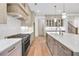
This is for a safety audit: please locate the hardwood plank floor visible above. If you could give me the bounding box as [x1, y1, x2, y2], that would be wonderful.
[27, 36, 51, 56]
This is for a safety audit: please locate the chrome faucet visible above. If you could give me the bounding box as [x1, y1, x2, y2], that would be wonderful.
[59, 27, 63, 35]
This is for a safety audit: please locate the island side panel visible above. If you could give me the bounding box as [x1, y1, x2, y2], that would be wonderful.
[46, 33, 73, 56]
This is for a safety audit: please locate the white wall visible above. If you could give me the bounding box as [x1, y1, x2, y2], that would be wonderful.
[0, 15, 21, 38]
[35, 16, 38, 37]
[73, 17, 79, 34]
[68, 16, 79, 27]
[74, 17, 79, 27]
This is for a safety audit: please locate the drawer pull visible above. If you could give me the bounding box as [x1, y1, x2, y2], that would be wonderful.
[8, 47, 15, 53]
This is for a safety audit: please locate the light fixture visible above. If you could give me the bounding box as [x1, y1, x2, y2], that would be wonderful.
[54, 5, 57, 23]
[62, 3, 67, 19]
[62, 12, 67, 19]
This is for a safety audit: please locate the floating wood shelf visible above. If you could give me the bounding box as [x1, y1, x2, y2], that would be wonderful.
[7, 3, 28, 20]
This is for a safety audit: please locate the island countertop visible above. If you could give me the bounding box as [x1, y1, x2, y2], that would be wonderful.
[47, 32, 79, 53]
[0, 38, 22, 54]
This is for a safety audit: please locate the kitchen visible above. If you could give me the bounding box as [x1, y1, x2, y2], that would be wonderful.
[0, 3, 34, 56]
[0, 3, 79, 56]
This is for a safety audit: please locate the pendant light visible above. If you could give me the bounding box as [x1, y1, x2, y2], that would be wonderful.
[62, 3, 67, 19]
[54, 5, 57, 23]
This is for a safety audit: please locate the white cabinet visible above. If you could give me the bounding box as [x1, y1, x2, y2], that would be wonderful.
[0, 3, 7, 24]
[0, 41, 22, 56]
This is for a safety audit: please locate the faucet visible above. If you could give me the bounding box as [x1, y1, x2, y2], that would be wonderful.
[59, 27, 61, 35]
[59, 27, 63, 35]
[55, 26, 63, 35]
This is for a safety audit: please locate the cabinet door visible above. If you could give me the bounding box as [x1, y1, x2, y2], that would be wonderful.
[0, 3, 7, 24]
[46, 34, 54, 55]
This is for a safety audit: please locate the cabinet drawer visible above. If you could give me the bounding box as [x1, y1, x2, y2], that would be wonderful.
[0, 41, 22, 56]
[7, 47, 16, 56]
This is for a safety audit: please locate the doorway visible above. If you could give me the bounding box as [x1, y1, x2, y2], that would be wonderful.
[38, 17, 45, 36]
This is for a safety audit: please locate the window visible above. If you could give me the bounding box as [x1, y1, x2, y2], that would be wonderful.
[46, 17, 63, 27]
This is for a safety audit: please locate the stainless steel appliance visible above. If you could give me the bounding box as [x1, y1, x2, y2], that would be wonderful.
[6, 34, 30, 56]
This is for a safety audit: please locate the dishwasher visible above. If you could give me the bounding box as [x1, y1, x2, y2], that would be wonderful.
[6, 34, 30, 56]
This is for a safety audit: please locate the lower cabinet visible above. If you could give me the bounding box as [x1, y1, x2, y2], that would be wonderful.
[46, 34, 73, 56]
[46, 34, 55, 55]
[55, 40, 72, 56]
[0, 41, 22, 56]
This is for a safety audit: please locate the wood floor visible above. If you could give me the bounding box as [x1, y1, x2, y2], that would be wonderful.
[27, 36, 51, 56]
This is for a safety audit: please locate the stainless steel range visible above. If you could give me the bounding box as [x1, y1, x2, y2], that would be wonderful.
[6, 34, 30, 56]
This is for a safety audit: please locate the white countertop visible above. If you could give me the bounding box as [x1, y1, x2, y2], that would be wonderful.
[47, 32, 79, 53]
[0, 38, 22, 53]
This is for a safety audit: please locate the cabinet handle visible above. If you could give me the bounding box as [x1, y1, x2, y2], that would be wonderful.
[8, 47, 15, 53]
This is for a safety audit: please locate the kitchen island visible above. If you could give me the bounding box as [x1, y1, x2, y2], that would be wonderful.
[0, 38, 22, 56]
[46, 32, 79, 56]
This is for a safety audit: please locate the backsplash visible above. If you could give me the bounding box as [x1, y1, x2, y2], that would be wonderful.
[0, 15, 21, 38]
[20, 26, 33, 33]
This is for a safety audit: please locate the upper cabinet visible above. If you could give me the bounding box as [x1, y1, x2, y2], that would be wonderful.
[0, 3, 7, 24]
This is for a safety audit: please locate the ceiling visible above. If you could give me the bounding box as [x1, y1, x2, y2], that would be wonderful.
[28, 3, 79, 15]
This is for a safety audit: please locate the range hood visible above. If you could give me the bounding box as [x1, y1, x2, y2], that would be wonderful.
[8, 12, 25, 20]
[8, 12, 22, 17]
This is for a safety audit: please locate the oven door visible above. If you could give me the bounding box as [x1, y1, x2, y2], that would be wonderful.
[22, 36, 30, 56]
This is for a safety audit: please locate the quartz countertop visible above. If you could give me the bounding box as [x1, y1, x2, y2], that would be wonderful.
[47, 32, 79, 53]
[0, 38, 22, 53]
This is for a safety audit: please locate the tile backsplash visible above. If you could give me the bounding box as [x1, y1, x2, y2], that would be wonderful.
[0, 15, 21, 38]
